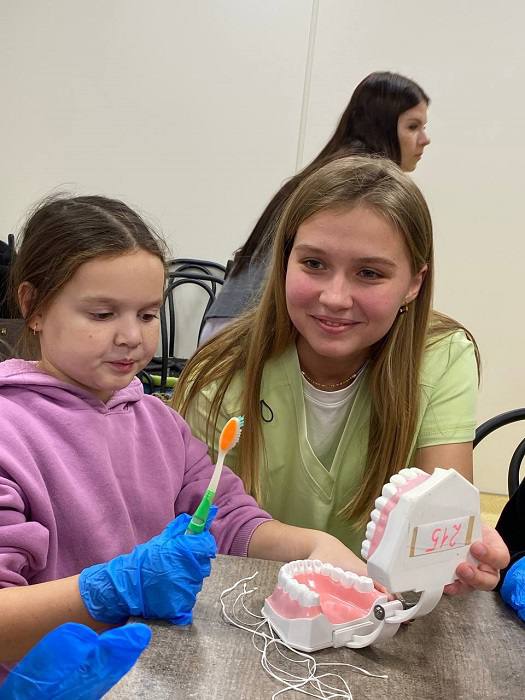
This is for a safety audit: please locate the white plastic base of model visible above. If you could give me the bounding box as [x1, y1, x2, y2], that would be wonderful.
[364, 467, 481, 595]
[263, 597, 404, 651]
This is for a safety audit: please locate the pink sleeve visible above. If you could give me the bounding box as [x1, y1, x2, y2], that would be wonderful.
[172, 413, 272, 556]
[0, 475, 49, 587]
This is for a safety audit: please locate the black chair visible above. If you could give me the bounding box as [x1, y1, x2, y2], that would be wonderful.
[168, 258, 227, 281]
[144, 258, 226, 392]
[0, 235, 28, 361]
[0, 319, 25, 360]
[474, 408, 525, 497]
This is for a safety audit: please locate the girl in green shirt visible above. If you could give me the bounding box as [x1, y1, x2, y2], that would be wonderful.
[175, 155, 508, 594]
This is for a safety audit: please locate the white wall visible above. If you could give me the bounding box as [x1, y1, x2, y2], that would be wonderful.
[0, 0, 311, 259]
[1, 1, 524, 493]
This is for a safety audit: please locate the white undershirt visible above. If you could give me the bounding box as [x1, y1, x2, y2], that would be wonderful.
[302, 367, 366, 471]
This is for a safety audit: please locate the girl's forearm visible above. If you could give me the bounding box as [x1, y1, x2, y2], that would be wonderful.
[248, 520, 316, 561]
[0, 576, 112, 663]
[248, 520, 367, 576]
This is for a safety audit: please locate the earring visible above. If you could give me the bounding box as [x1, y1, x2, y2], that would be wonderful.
[398, 304, 408, 315]
[32, 324, 38, 335]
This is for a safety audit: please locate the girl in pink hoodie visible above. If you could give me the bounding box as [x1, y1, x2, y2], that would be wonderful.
[0, 194, 398, 670]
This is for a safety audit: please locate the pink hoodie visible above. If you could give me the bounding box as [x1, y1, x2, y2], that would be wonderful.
[0, 359, 271, 589]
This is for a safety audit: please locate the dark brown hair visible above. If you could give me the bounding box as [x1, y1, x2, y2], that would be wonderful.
[10, 194, 167, 356]
[230, 71, 429, 277]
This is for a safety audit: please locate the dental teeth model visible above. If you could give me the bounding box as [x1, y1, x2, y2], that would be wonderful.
[263, 559, 394, 651]
[263, 467, 480, 651]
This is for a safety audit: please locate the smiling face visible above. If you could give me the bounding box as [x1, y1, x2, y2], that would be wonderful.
[26, 249, 165, 402]
[285, 206, 426, 384]
[397, 101, 430, 171]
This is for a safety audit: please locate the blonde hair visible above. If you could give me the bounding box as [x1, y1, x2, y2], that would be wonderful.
[175, 156, 478, 527]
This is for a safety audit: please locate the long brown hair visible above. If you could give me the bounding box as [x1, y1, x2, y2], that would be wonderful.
[175, 156, 478, 526]
[10, 194, 167, 357]
[229, 71, 429, 277]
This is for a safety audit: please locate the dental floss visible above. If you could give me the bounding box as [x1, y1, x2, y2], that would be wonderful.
[220, 573, 387, 700]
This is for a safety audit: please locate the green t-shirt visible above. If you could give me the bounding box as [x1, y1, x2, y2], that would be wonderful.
[185, 331, 478, 555]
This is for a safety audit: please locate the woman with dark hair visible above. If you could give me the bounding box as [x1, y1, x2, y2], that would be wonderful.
[201, 71, 431, 342]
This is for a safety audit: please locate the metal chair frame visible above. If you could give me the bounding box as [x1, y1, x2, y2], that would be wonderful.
[168, 258, 226, 281]
[147, 259, 226, 392]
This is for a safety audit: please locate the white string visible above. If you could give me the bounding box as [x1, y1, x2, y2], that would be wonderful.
[220, 572, 387, 700]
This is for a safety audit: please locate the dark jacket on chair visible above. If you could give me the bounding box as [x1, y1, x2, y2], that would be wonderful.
[496, 479, 525, 588]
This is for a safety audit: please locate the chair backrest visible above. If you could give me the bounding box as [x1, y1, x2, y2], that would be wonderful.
[474, 408, 525, 497]
[168, 258, 227, 280]
[0, 235, 25, 360]
[0, 319, 26, 360]
[165, 258, 226, 349]
[145, 258, 226, 392]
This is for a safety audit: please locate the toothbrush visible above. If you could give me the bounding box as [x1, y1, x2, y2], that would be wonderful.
[186, 415, 244, 535]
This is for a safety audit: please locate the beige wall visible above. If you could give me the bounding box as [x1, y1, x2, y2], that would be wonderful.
[2, 1, 524, 493]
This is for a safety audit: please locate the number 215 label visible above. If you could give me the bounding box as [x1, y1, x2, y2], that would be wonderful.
[409, 515, 476, 557]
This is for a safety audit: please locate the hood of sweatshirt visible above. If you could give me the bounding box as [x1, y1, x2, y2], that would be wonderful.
[0, 358, 144, 413]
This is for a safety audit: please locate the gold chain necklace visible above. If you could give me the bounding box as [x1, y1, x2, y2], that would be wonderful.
[301, 367, 362, 390]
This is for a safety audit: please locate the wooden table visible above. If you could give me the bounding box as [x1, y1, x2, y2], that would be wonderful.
[108, 554, 525, 699]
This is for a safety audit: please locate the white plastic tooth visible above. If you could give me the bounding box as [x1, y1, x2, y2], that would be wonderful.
[325, 563, 339, 581]
[282, 563, 293, 577]
[390, 474, 407, 486]
[411, 467, 426, 477]
[278, 567, 289, 588]
[375, 496, 388, 510]
[287, 579, 300, 600]
[370, 508, 381, 523]
[297, 583, 312, 606]
[342, 571, 358, 588]
[299, 588, 317, 607]
[331, 566, 345, 582]
[295, 560, 305, 574]
[399, 468, 416, 479]
[306, 590, 320, 606]
[382, 482, 397, 499]
[356, 576, 374, 593]
[328, 565, 339, 582]
[304, 560, 314, 573]
[312, 560, 323, 573]
[290, 560, 300, 575]
[321, 563, 332, 577]
[361, 540, 370, 560]
[366, 521, 376, 540]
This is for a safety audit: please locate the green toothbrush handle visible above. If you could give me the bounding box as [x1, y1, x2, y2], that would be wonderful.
[186, 489, 215, 535]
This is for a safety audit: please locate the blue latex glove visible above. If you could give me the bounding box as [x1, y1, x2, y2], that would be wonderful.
[500, 557, 525, 622]
[0, 621, 151, 699]
[79, 508, 217, 625]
